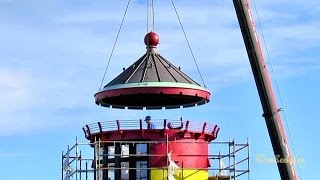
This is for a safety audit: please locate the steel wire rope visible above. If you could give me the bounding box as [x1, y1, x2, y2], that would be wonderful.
[170, 0, 207, 88]
[147, 0, 149, 32]
[151, 0, 155, 31]
[252, 0, 302, 178]
[99, 0, 131, 90]
[147, 0, 155, 32]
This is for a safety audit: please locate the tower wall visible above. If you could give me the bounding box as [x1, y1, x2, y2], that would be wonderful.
[150, 135, 209, 180]
[83, 120, 219, 180]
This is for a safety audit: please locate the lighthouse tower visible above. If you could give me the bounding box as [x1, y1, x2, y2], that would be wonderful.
[61, 4, 250, 180]
[83, 32, 219, 180]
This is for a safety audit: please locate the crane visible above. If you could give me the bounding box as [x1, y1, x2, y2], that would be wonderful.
[233, 0, 297, 179]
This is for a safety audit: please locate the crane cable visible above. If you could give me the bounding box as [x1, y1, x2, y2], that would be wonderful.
[252, 0, 303, 179]
[99, 0, 131, 90]
[170, 0, 207, 88]
[146, 0, 149, 32]
[147, 0, 156, 33]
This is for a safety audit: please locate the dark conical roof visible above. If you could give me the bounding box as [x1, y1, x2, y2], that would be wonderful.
[95, 32, 210, 109]
[106, 51, 200, 87]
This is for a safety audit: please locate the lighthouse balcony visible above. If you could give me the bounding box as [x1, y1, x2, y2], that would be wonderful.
[82, 118, 220, 142]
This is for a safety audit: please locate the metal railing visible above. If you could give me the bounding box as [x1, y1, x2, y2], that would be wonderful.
[83, 118, 220, 138]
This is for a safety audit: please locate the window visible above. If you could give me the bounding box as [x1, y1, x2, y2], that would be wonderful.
[136, 161, 148, 180]
[102, 142, 149, 180]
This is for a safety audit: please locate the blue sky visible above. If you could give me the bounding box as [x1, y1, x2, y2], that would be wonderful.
[0, 0, 319, 179]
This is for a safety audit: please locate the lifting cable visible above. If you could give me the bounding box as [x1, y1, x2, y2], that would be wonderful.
[252, 0, 303, 179]
[147, 0, 156, 33]
[146, 0, 149, 33]
[100, 0, 207, 89]
[170, 0, 207, 88]
[152, 0, 155, 31]
[99, 0, 131, 90]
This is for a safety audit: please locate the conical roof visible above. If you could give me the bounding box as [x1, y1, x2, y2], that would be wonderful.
[106, 52, 200, 87]
[95, 32, 210, 109]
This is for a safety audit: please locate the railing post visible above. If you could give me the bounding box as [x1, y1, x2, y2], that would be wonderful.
[212, 125, 220, 139]
[185, 121, 189, 132]
[82, 127, 87, 137]
[212, 125, 217, 134]
[202, 122, 207, 134]
[139, 119, 144, 137]
[85, 125, 91, 137]
[98, 122, 103, 134]
[161, 119, 168, 137]
[116, 120, 121, 132]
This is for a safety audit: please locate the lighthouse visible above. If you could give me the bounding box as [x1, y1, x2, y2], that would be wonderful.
[61, 2, 250, 180]
[83, 32, 219, 179]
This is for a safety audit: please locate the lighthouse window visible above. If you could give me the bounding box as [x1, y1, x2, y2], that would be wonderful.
[136, 161, 148, 180]
[104, 142, 149, 180]
[121, 161, 129, 180]
[108, 146, 115, 159]
[121, 145, 129, 158]
[136, 144, 148, 155]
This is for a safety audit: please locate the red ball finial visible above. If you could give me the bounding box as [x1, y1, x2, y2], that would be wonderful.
[144, 32, 159, 46]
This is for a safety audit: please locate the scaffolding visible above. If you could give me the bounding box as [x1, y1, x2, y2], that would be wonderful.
[61, 137, 249, 180]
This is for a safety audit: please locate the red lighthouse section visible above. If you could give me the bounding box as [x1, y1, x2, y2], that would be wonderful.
[150, 136, 210, 179]
[151, 137, 209, 168]
[83, 118, 220, 180]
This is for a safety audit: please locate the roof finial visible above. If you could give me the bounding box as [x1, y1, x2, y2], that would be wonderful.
[144, 31, 159, 47]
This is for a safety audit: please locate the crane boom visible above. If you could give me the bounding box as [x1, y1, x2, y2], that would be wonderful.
[233, 0, 297, 179]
